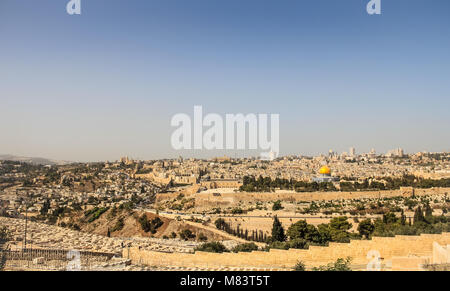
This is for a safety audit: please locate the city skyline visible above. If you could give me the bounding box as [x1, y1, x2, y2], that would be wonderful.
[1, 146, 447, 164]
[1, 0, 450, 161]
[3, 0, 450, 275]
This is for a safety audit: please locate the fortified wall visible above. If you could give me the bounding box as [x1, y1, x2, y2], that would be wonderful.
[156, 187, 450, 205]
[124, 232, 450, 271]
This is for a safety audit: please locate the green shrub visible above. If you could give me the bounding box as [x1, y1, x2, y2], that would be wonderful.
[272, 200, 283, 211]
[267, 241, 289, 250]
[198, 233, 208, 241]
[195, 242, 228, 253]
[138, 214, 163, 233]
[179, 229, 196, 240]
[112, 218, 124, 232]
[231, 208, 244, 214]
[214, 218, 226, 230]
[87, 207, 109, 223]
[312, 257, 352, 271]
[0, 226, 9, 243]
[293, 261, 306, 271]
[231, 243, 258, 253]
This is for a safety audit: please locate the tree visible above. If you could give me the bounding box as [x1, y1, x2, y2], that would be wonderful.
[357, 219, 375, 239]
[195, 242, 228, 253]
[0, 226, 9, 244]
[138, 214, 163, 234]
[414, 206, 425, 224]
[382, 213, 398, 224]
[112, 218, 124, 232]
[287, 220, 321, 244]
[425, 204, 433, 217]
[317, 224, 332, 244]
[231, 243, 258, 253]
[179, 229, 196, 240]
[329, 217, 352, 231]
[198, 233, 208, 241]
[400, 210, 407, 225]
[293, 261, 306, 271]
[312, 257, 352, 271]
[271, 215, 286, 242]
[329, 217, 352, 243]
[286, 220, 309, 240]
[214, 218, 226, 230]
[272, 200, 283, 211]
[287, 238, 309, 249]
[40, 199, 50, 215]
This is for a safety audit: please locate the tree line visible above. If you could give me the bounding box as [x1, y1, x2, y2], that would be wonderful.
[214, 218, 268, 243]
[214, 205, 450, 251]
[240, 175, 450, 193]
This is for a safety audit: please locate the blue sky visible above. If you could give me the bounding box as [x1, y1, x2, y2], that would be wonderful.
[1, 0, 450, 161]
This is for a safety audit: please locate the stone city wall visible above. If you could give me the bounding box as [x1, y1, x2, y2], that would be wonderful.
[124, 232, 450, 270]
[156, 187, 450, 205]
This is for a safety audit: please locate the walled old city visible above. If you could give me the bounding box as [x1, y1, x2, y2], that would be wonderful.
[1, 150, 450, 271]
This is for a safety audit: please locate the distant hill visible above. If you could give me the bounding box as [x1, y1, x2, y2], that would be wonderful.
[0, 154, 72, 165]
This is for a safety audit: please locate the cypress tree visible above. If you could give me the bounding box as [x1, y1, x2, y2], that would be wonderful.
[413, 207, 420, 223]
[414, 206, 425, 224]
[401, 210, 406, 225]
[425, 204, 433, 217]
[271, 215, 286, 242]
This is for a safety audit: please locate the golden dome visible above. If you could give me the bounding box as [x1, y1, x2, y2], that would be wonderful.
[319, 166, 331, 175]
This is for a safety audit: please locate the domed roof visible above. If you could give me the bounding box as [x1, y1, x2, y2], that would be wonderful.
[319, 166, 331, 175]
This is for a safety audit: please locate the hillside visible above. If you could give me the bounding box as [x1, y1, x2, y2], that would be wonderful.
[0, 154, 72, 165]
[60, 207, 230, 242]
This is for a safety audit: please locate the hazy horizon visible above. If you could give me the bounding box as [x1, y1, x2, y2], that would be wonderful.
[1, 0, 450, 162]
[2, 146, 450, 164]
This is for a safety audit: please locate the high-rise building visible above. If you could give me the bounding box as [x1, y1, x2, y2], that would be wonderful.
[349, 147, 356, 157]
[386, 148, 405, 157]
